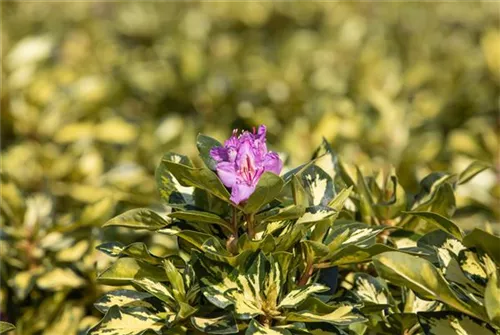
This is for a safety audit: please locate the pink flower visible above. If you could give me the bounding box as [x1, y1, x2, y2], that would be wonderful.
[210, 125, 282, 205]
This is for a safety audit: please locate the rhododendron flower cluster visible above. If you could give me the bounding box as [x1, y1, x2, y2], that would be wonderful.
[210, 125, 282, 204]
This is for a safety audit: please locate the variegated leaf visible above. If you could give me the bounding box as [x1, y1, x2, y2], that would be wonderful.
[350, 273, 390, 309]
[463, 229, 500, 264]
[37, 268, 85, 290]
[403, 289, 442, 313]
[404, 211, 463, 240]
[286, 305, 365, 325]
[168, 210, 232, 231]
[0, 322, 15, 334]
[457, 249, 488, 287]
[278, 284, 330, 309]
[328, 186, 352, 212]
[326, 243, 424, 266]
[163, 259, 186, 301]
[244, 172, 284, 214]
[172, 230, 215, 250]
[485, 271, 500, 326]
[162, 160, 232, 204]
[96, 241, 124, 257]
[245, 320, 291, 335]
[133, 278, 176, 309]
[88, 306, 164, 335]
[104, 208, 168, 231]
[417, 230, 466, 268]
[324, 221, 389, 251]
[190, 314, 238, 334]
[417, 311, 496, 335]
[121, 243, 169, 265]
[98, 258, 168, 285]
[94, 290, 165, 314]
[300, 165, 334, 207]
[256, 204, 305, 224]
[196, 134, 222, 171]
[444, 257, 484, 304]
[155, 152, 194, 206]
[373, 252, 488, 322]
[201, 238, 254, 267]
[296, 206, 337, 225]
[458, 160, 491, 185]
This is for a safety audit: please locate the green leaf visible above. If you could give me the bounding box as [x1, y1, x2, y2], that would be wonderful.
[169, 210, 231, 231]
[196, 134, 222, 170]
[324, 222, 389, 249]
[119, 242, 167, 265]
[302, 240, 329, 264]
[458, 161, 492, 185]
[457, 249, 488, 286]
[463, 229, 500, 264]
[104, 208, 168, 230]
[327, 243, 401, 266]
[245, 320, 291, 335]
[256, 205, 305, 223]
[300, 165, 334, 207]
[155, 152, 194, 206]
[0, 322, 15, 334]
[87, 305, 163, 335]
[163, 160, 231, 203]
[350, 273, 390, 311]
[417, 311, 496, 335]
[485, 271, 500, 326]
[202, 253, 268, 320]
[80, 196, 115, 226]
[244, 172, 284, 213]
[404, 211, 463, 240]
[328, 186, 352, 212]
[96, 242, 125, 257]
[373, 252, 488, 322]
[37, 268, 86, 290]
[133, 278, 175, 308]
[94, 290, 165, 314]
[174, 230, 215, 250]
[163, 260, 186, 300]
[286, 305, 365, 325]
[279, 284, 330, 309]
[97, 258, 168, 285]
[292, 175, 310, 209]
[372, 175, 407, 220]
[296, 206, 337, 225]
[191, 314, 238, 334]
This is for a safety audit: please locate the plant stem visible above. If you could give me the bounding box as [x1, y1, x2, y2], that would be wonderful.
[246, 213, 255, 239]
[259, 314, 271, 328]
[403, 323, 421, 335]
[298, 261, 313, 286]
[226, 206, 239, 254]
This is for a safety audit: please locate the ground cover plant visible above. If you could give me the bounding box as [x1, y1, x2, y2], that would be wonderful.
[86, 127, 499, 335]
[1, 2, 499, 334]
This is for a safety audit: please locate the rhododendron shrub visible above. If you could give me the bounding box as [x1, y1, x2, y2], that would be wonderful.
[88, 127, 499, 335]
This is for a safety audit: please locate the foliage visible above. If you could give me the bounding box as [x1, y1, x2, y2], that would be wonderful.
[89, 135, 499, 335]
[1, 2, 499, 334]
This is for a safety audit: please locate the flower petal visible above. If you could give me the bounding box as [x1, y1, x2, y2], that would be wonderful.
[263, 152, 282, 175]
[216, 162, 237, 188]
[230, 182, 256, 205]
[256, 125, 267, 139]
[236, 139, 256, 170]
[210, 147, 228, 162]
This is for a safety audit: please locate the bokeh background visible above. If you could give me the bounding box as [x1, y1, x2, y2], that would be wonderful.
[1, 2, 499, 334]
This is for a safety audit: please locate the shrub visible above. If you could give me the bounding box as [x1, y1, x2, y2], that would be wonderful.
[88, 127, 499, 335]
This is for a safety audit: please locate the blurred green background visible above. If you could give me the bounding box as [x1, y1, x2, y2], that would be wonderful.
[1, 2, 499, 334]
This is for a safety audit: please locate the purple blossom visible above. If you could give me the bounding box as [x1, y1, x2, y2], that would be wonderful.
[210, 125, 282, 205]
